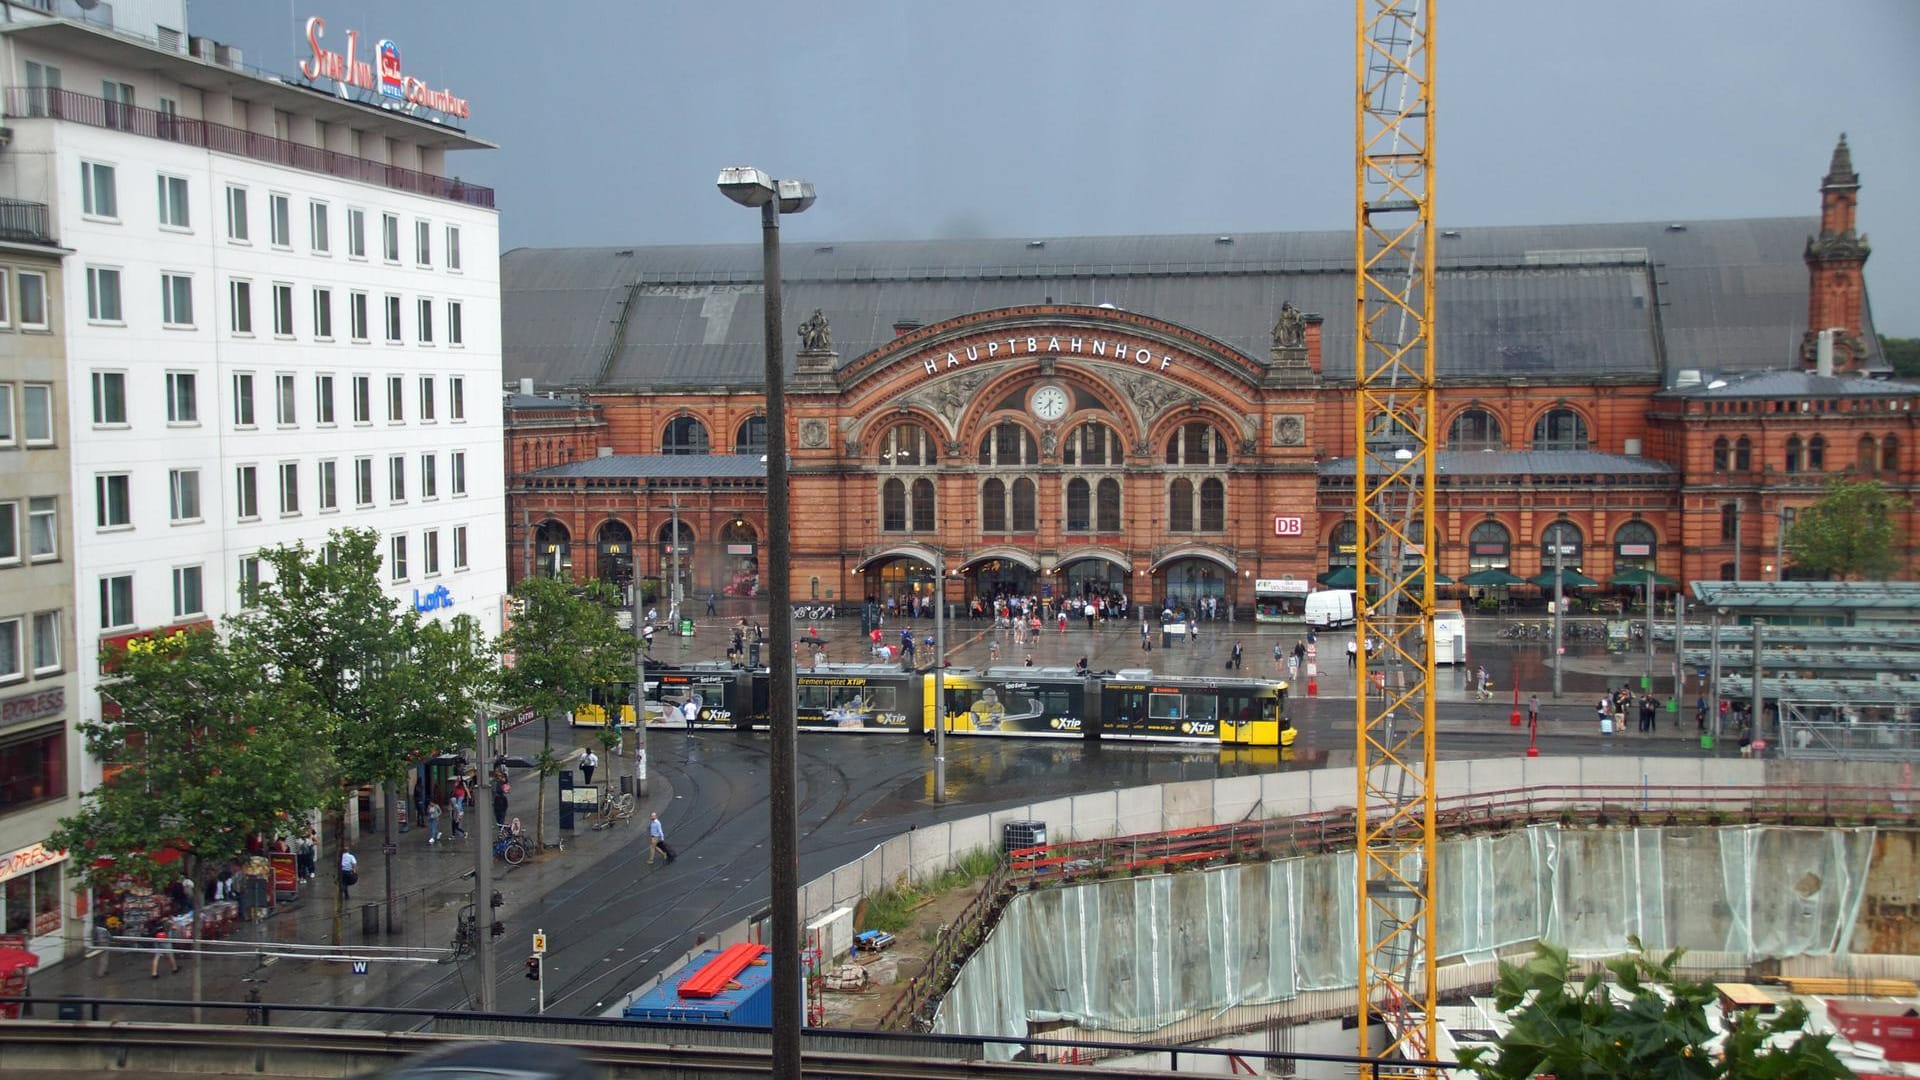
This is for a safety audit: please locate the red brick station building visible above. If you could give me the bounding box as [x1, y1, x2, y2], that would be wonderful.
[501, 140, 1916, 613]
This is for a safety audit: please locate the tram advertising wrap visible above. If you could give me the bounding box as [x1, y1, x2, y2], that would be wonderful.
[933, 673, 1088, 737]
[648, 666, 757, 730]
[1098, 679, 1290, 745]
[796, 668, 915, 732]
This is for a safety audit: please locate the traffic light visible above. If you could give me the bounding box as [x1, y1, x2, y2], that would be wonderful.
[525, 955, 541, 981]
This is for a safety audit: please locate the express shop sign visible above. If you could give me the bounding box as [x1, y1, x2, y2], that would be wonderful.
[299, 17, 472, 120]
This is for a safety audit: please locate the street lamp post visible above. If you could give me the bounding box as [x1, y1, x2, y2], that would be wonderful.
[718, 166, 814, 1080]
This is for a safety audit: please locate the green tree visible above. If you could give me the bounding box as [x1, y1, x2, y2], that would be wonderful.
[498, 575, 635, 850]
[228, 528, 497, 943]
[1882, 336, 1920, 379]
[1458, 941, 1854, 1079]
[1783, 476, 1910, 580]
[50, 628, 329, 1015]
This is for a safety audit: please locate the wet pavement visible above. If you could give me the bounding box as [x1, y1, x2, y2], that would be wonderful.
[23, 612, 1712, 1025]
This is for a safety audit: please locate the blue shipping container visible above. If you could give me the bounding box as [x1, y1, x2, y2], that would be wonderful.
[623, 947, 777, 1027]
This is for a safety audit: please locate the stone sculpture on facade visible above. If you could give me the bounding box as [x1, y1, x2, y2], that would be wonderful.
[1272, 301, 1306, 350]
[798, 309, 832, 352]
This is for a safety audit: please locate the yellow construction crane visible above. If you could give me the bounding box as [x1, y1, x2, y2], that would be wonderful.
[1353, 0, 1439, 1070]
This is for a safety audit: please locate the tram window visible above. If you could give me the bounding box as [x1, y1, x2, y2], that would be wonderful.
[1108, 690, 1146, 724]
[1186, 695, 1218, 724]
[1036, 690, 1074, 716]
[1149, 693, 1183, 720]
[1220, 691, 1257, 725]
[799, 684, 831, 710]
[869, 686, 896, 711]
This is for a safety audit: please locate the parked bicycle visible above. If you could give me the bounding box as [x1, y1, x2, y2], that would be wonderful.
[792, 603, 836, 620]
[493, 819, 528, 866]
[589, 792, 636, 831]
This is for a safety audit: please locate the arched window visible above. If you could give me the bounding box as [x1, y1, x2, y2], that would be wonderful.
[1327, 520, 1357, 568]
[1540, 521, 1582, 565]
[1448, 408, 1503, 451]
[1199, 478, 1226, 531]
[1063, 421, 1117, 466]
[1712, 437, 1730, 472]
[981, 478, 1007, 532]
[1011, 478, 1036, 532]
[1066, 478, 1091, 532]
[1808, 434, 1826, 470]
[734, 415, 768, 455]
[1858, 435, 1879, 472]
[596, 521, 633, 586]
[1614, 520, 1657, 570]
[661, 415, 709, 455]
[1883, 434, 1900, 473]
[877, 423, 933, 467]
[1531, 408, 1588, 451]
[1165, 422, 1228, 466]
[1096, 478, 1121, 532]
[1784, 435, 1803, 473]
[881, 478, 907, 532]
[1467, 520, 1511, 570]
[910, 478, 935, 532]
[978, 421, 1038, 466]
[1734, 436, 1752, 471]
[1168, 478, 1195, 532]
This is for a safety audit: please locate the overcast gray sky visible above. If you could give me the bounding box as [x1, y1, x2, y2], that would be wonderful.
[188, 0, 1919, 335]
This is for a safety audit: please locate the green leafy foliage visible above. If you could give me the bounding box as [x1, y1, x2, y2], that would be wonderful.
[1458, 941, 1856, 1079]
[1783, 476, 1910, 580]
[1883, 336, 1920, 378]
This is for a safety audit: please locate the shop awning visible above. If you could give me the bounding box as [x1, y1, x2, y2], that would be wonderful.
[1459, 568, 1527, 588]
[1609, 568, 1679, 589]
[1529, 569, 1600, 589]
[1320, 567, 1451, 590]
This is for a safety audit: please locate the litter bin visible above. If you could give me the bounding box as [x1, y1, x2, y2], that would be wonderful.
[360, 903, 380, 937]
[620, 774, 634, 797]
[57, 994, 85, 1021]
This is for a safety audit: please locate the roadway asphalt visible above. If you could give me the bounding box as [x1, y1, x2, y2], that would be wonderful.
[26, 613, 1712, 1027]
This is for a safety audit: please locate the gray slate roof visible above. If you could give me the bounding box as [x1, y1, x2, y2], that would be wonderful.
[1318, 450, 1676, 477]
[503, 216, 1873, 391]
[504, 392, 590, 410]
[524, 454, 767, 480]
[1661, 370, 1920, 399]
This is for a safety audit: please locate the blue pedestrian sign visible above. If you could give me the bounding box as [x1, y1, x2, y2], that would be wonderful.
[350, 960, 369, 975]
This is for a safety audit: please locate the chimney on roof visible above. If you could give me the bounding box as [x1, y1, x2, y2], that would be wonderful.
[1816, 328, 1836, 378]
[519, 378, 534, 396]
[1304, 314, 1325, 376]
[892, 318, 923, 338]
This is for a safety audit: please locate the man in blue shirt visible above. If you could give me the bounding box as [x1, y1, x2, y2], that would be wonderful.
[648, 812, 676, 865]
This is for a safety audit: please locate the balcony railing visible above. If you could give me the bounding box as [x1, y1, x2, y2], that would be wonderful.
[5, 87, 494, 209]
[0, 197, 54, 244]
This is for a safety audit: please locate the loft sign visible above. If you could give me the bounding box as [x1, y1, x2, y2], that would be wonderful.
[414, 585, 454, 613]
[299, 17, 472, 119]
[917, 335, 1175, 376]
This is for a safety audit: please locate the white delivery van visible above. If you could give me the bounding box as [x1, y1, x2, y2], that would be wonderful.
[1303, 588, 1356, 629]
[1430, 603, 1467, 665]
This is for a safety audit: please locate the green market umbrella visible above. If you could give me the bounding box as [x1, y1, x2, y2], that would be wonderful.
[1321, 566, 1359, 588]
[1609, 568, 1679, 589]
[1528, 568, 1600, 590]
[1459, 568, 1526, 588]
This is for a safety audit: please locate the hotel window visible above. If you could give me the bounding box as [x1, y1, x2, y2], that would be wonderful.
[28, 497, 56, 560]
[384, 294, 402, 343]
[423, 529, 441, 576]
[315, 374, 336, 425]
[81, 160, 117, 219]
[349, 291, 369, 341]
[168, 468, 201, 522]
[451, 451, 467, 496]
[31, 611, 60, 675]
[317, 459, 338, 511]
[86, 266, 122, 322]
[272, 283, 295, 336]
[388, 454, 406, 502]
[276, 374, 297, 426]
[0, 269, 8, 326]
[347, 207, 366, 257]
[389, 534, 409, 581]
[449, 376, 466, 420]
[446, 225, 462, 270]
[0, 617, 20, 683]
[22, 385, 51, 446]
[453, 525, 469, 570]
[416, 297, 434, 344]
[351, 376, 372, 424]
[95, 473, 131, 528]
[418, 377, 436, 421]
[382, 213, 400, 261]
[229, 279, 253, 335]
[312, 287, 333, 339]
[100, 574, 134, 630]
[172, 564, 205, 618]
[235, 465, 258, 520]
[238, 556, 262, 608]
[278, 462, 300, 515]
[157, 174, 189, 229]
[353, 457, 374, 507]
[448, 300, 464, 345]
[269, 193, 291, 247]
[233, 372, 255, 427]
[161, 272, 194, 327]
[17, 271, 47, 329]
[165, 370, 198, 423]
[226, 185, 249, 241]
[0, 502, 14, 564]
[415, 219, 431, 266]
[386, 375, 404, 422]
[421, 453, 438, 499]
[309, 200, 330, 253]
[0, 387, 9, 446]
[102, 80, 134, 127]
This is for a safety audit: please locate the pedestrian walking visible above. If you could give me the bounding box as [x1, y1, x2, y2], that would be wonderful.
[1140, 622, 1151, 651]
[1346, 639, 1358, 670]
[682, 697, 699, 732]
[150, 922, 180, 978]
[426, 800, 442, 845]
[339, 849, 359, 900]
[648, 812, 676, 864]
[1528, 694, 1540, 727]
[492, 786, 509, 827]
[1597, 695, 1612, 734]
[581, 749, 598, 786]
[450, 786, 466, 839]
[1229, 642, 1244, 670]
[296, 829, 317, 881]
[706, 593, 718, 616]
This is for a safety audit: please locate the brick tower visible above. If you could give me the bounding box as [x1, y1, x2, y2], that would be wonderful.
[1800, 134, 1872, 373]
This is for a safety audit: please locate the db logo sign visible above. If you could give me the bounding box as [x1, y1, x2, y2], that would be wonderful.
[1273, 516, 1303, 537]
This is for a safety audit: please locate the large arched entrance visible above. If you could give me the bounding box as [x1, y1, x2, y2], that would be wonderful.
[962, 552, 1038, 606]
[535, 520, 572, 579]
[718, 519, 759, 597]
[1059, 552, 1129, 604]
[596, 521, 633, 588]
[1153, 549, 1236, 612]
[863, 556, 937, 619]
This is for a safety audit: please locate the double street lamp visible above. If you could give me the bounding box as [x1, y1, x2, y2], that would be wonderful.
[717, 166, 813, 1080]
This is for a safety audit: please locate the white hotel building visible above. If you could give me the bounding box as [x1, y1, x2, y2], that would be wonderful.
[0, 0, 506, 948]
